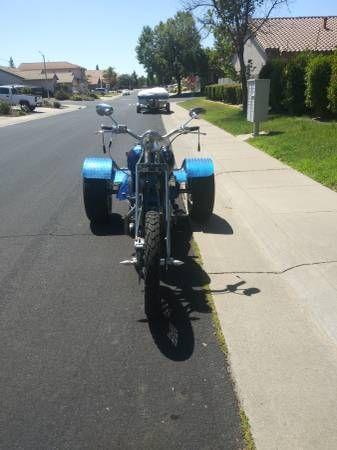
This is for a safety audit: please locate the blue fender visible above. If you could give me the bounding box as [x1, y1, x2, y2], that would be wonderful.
[173, 157, 214, 184]
[82, 157, 129, 200]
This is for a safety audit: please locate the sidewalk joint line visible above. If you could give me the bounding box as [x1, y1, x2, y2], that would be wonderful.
[215, 168, 289, 176]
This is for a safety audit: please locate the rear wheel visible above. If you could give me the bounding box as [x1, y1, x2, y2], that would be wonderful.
[188, 175, 215, 223]
[144, 210, 161, 319]
[136, 105, 141, 113]
[83, 179, 109, 223]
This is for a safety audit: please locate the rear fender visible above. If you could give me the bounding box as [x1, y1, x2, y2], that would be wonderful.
[82, 157, 129, 200]
[173, 157, 214, 186]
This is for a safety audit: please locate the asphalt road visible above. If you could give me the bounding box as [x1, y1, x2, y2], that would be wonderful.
[0, 93, 243, 449]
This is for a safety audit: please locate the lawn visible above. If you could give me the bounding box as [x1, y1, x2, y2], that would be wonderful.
[180, 98, 337, 191]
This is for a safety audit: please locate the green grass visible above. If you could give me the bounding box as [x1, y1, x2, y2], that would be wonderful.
[180, 98, 337, 190]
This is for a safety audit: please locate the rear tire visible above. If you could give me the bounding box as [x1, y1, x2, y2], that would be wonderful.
[136, 105, 141, 113]
[83, 179, 109, 223]
[144, 211, 161, 319]
[188, 175, 215, 223]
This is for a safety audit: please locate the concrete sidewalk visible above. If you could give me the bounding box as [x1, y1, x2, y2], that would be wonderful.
[0, 104, 84, 128]
[162, 103, 337, 450]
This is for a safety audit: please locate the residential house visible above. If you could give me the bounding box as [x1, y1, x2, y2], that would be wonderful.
[18, 61, 87, 92]
[0, 66, 58, 94]
[86, 70, 105, 90]
[233, 16, 337, 78]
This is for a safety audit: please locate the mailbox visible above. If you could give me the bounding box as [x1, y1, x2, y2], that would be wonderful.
[247, 79, 270, 135]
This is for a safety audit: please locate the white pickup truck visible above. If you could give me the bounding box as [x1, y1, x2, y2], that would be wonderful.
[0, 85, 42, 111]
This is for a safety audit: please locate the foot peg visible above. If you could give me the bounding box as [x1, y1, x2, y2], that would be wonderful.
[120, 257, 137, 265]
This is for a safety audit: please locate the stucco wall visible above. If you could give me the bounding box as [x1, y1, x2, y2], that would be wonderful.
[0, 70, 23, 86]
[233, 38, 267, 78]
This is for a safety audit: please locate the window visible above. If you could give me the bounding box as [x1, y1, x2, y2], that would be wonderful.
[0, 87, 9, 94]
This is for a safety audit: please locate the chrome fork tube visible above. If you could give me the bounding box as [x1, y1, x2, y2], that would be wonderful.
[165, 170, 171, 260]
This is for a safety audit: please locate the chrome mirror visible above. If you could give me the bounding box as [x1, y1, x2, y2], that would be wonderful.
[96, 103, 114, 116]
[189, 107, 206, 119]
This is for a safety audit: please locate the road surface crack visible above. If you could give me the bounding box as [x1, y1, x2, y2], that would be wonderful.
[208, 259, 337, 275]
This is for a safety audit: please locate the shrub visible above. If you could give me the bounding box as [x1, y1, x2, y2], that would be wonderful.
[70, 93, 83, 101]
[53, 101, 61, 109]
[282, 54, 312, 115]
[0, 100, 11, 115]
[42, 99, 52, 107]
[327, 53, 337, 116]
[54, 90, 70, 100]
[204, 83, 242, 104]
[305, 54, 332, 117]
[259, 59, 286, 112]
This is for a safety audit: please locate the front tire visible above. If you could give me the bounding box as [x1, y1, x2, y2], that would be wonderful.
[20, 101, 30, 112]
[188, 175, 215, 223]
[144, 210, 161, 318]
[83, 179, 109, 223]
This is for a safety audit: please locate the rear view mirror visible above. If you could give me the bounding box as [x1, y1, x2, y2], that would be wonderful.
[189, 107, 206, 118]
[96, 103, 114, 116]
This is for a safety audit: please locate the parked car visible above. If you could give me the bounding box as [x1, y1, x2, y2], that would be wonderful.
[94, 87, 107, 95]
[121, 89, 130, 96]
[137, 87, 170, 113]
[0, 85, 42, 111]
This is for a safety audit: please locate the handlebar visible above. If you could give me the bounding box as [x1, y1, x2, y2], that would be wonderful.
[99, 117, 205, 143]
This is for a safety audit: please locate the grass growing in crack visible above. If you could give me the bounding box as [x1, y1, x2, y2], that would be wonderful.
[191, 238, 256, 450]
[240, 410, 256, 450]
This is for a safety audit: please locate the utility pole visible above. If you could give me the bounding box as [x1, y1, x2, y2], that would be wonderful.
[39, 51, 49, 99]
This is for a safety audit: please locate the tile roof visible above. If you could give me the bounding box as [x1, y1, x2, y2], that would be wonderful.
[18, 61, 83, 71]
[56, 72, 75, 83]
[86, 70, 104, 85]
[0, 66, 24, 78]
[0, 66, 57, 81]
[20, 70, 58, 81]
[252, 16, 337, 53]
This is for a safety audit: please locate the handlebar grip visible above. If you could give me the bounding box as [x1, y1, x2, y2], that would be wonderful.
[185, 126, 200, 132]
[101, 125, 113, 131]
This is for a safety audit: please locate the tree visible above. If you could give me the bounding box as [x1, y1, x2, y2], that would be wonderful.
[130, 71, 138, 88]
[186, 0, 287, 111]
[117, 74, 132, 89]
[9, 56, 15, 68]
[136, 25, 162, 85]
[96, 64, 99, 70]
[136, 11, 204, 94]
[103, 66, 117, 88]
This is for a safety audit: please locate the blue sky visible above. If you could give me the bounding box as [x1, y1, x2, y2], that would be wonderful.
[1, 0, 336, 75]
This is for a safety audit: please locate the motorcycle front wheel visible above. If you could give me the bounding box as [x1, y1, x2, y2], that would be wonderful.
[144, 210, 161, 319]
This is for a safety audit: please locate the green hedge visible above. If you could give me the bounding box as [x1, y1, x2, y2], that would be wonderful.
[328, 54, 337, 115]
[259, 59, 286, 112]
[283, 54, 310, 115]
[204, 83, 242, 105]
[305, 55, 332, 117]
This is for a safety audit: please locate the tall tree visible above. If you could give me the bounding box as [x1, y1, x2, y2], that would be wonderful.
[186, 0, 287, 111]
[117, 74, 132, 89]
[136, 26, 160, 85]
[103, 66, 117, 88]
[9, 56, 15, 68]
[136, 11, 204, 94]
[130, 71, 138, 88]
